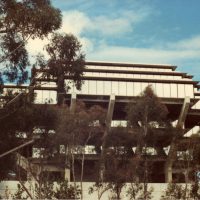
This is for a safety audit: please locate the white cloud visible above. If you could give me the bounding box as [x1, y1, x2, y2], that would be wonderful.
[91, 16, 132, 35]
[60, 8, 152, 36]
[61, 11, 90, 35]
[86, 41, 200, 80]
[25, 7, 200, 80]
[26, 37, 50, 64]
[167, 35, 200, 50]
[89, 46, 198, 63]
[26, 10, 92, 59]
[79, 37, 93, 52]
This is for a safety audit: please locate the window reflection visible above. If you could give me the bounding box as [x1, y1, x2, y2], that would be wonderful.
[97, 81, 104, 95]
[127, 82, 134, 96]
[178, 84, 185, 98]
[134, 82, 141, 96]
[141, 83, 148, 93]
[185, 84, 194, 98]
[156, 83, 163, 97]
[34, 90, 57, 104]
[163, 84, 170, 98]
[112, 81, 119, 95]
[89, 80, 97, 95]
[170, 84, 177, 98]
[81, 80, 89, 94]
[119, 82, 126, 96]
[104, 81, 112, 95]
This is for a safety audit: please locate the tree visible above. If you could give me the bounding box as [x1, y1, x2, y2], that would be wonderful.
[0, 98, 57, 179]
[11, 180, 81, 199]
[89, 87, 166, 199]
[54, 102, 106, 199]
[36, 33, 85, 105]
[0, 33, 85, 179]
[161, 134, 200, 200]
[126, 86, 172, 199]
[103, 126, 136, 199]
[0, 0, 62, 85]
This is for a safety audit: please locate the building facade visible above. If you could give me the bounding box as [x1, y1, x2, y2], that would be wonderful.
[1, 61, 200, 184]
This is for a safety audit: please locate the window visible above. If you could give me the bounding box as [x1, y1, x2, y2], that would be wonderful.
[119, 82, 126, 96]
[170, 84, 177, 98]
[133, 82, 141, 96]
[88, 80, 97, 95]
[104, 81, 112, 95]
[127, 82, 134, 96]
[111, 81, 119, 95]
[163, 84, 170, 98]
[155, 83, 163, 97]
[96, 81, 104, 95]
[178, 84, 185, 98]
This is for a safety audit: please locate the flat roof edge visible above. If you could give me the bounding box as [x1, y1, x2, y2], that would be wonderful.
[85, 61, 177, 70]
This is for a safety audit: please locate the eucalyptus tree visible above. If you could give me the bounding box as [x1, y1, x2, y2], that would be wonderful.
[36, 33, 85, 105]
[55, 102, 106, 199]
[0, 0, 62, 86]
[126, 86, 173, 199]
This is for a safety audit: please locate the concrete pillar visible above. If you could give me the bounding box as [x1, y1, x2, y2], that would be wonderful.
[106, 93, 115, 131]
[64, 168, 70, 181]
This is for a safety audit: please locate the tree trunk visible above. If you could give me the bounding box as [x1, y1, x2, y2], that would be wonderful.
[99, 129, 108, 182]
[165, 137, 177, 183]
[80, 134, 91, 200]
[64, 146, 70, 181]
[57, 69, 65, 105]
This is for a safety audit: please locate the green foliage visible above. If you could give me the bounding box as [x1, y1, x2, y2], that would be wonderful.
[190, 180, 200, 199]
[126, 183, 153, 200]
[127, 86, 174, 150]
[0, 102, 57, 179]
[0, 0, 62, 84]
[160, 183, 189, 200]
[35, 33, 85, 104]
[88, 182, 112, 200]
[35, 181, 55, 199]
[54, 180, 81, 199]
[42, 33, 85, 102]
[127, 86, 168, 124]
[55, 102, 106, 147]
[12, 183, 27, 199]
[11, 181, 80, 199]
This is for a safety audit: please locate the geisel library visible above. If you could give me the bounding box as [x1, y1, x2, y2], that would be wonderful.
[1, 61, 200, 195]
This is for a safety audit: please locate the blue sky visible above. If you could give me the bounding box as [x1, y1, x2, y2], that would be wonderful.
[30, 0, 200, 80]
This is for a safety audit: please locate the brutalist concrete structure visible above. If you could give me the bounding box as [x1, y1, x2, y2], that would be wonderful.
[1, 61, 200, 183]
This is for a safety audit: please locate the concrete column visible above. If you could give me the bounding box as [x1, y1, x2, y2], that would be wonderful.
[105, 93, 115, 131]
[64, 168, 70, 181]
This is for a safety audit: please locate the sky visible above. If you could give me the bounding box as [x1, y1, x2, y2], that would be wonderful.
[28, 0, 200, 80]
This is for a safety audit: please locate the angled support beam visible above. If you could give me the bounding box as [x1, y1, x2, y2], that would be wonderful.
[100, 94, 115, 181]
[106, 94, 115, 131]
[0, 140, 35, 159]
[165, 96, 191, 183]
[177, 96, 190, 129]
